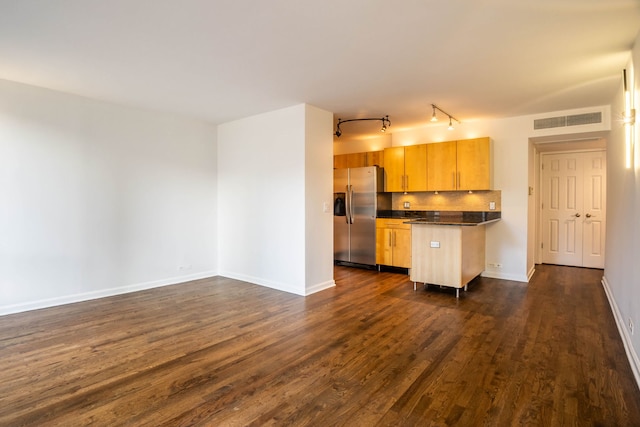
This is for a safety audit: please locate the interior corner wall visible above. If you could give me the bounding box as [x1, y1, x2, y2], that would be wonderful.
[217, 104, 307, 295]
[603, 32, 640, 385]
[0, 79, 219, 315]
[304, 105, 335, 295]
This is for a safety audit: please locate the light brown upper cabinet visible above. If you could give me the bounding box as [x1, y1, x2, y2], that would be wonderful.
[334, 153, 349, 169]
[456, 137, 491, 190]
[366, 150, 384, 168]
[427, 137, 491, 191]
[427, 141, 457, 191]
[333, 150, 384, 169]
[383, 145, 427, 192]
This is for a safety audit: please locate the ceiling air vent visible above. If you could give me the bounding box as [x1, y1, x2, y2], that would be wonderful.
[534, 116, 566, 129]
[566, 112, 601, 126]
[534, 112, 602, 130]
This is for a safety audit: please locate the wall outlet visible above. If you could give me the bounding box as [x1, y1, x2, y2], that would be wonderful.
[630, 318, 635, 335]
[404, 201, 410, 209]
[323, 202, 330, 213]
[430, 241, 440, 248]
[489, 201, 496, 210]
[487, 262, 502, 268]
[178, 265, 192, 271]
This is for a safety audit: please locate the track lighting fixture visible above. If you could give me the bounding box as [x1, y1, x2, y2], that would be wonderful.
[430, 104, 460, 130]
[334, 115, 391, 138]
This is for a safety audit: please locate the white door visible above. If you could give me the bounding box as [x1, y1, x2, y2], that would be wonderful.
[541, 151, 606, 268]
[581, 151, 607, 268]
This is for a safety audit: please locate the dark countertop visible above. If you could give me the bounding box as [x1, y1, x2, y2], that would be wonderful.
[377, 210, 501, 226]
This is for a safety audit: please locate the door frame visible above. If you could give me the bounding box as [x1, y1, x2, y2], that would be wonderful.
[533, 139, 607, 266]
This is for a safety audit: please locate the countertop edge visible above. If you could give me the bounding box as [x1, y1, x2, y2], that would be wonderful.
[404, 218, 501, 226]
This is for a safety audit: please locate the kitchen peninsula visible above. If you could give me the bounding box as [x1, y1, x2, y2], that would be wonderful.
[406, 211, 500, 298]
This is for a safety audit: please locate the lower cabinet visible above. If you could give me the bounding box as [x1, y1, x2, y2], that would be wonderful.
[376, 218, 411, 268]
[410, 223, 486, 297]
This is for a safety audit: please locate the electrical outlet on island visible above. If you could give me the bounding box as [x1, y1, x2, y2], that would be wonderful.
[403, 201, 410, 209]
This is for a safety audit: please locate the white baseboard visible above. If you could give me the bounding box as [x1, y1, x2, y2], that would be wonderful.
[601, 275, 640, 390]
[304, 279, 336, 296]
[527, 265, 536, 282]
[481, 270, 529, 282]
[218, 270, 306, 296]
[0, 271, 218, 316]
[218, 271, 335, 297]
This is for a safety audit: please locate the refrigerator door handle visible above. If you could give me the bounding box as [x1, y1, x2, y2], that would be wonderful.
[345, 185, 350, 224]
[348, 185, 355, 224]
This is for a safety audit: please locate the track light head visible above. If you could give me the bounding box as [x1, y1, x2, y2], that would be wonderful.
[431, 104, 460, 130]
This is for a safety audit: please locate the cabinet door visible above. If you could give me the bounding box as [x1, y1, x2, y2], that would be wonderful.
[376, 226, 393, 265]
[457, 137, 491, 190]
[393, 229, 412, 268]
[347, 152, 368, 168]
[404, 144, 428, 192]
[334, 154, 348, 169]
[366, 150, 384, 167]
[427, 141, 457, 191]
[383, 146, 405, 192]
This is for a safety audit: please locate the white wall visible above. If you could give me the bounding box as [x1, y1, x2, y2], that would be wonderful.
[0, 79, 218, 315]
[304, 105, 335, 294]
[217, 104, 334, 296]
[603, 31, 640, 385]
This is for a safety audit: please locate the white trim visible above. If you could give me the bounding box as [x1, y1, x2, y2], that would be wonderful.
[480, 271, 529, 282]
[218, 272, 335, 297]
[305, 280, 336, 296]
[0, 271, 218, 316]
[602, 276, 640, 390]
[527, 265, 536, 282]
[219, 270, 306, 296]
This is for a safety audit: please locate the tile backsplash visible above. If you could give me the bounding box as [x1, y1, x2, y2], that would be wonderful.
[392, 190, 501, 212]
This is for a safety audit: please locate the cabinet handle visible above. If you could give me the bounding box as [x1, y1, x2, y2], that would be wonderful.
[452, 172, 455, 188]
[457, 172, 461, 189]
[392, 231, 396, 247]
[405, 175, 409, 191]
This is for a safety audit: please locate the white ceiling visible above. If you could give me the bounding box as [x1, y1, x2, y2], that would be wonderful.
[1, 0, 639, 139]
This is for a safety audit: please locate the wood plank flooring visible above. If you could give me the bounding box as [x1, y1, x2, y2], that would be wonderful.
[1, 264, 639, 426]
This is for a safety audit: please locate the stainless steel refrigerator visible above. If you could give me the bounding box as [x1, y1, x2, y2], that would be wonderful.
[334, 166, 391, 266]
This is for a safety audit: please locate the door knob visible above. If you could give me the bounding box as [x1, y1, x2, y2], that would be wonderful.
[585, 213, 592, 218]
[574, 213, 581, 218]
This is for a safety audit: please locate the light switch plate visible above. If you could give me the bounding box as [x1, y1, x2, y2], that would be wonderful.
[403, 201, 410, 209]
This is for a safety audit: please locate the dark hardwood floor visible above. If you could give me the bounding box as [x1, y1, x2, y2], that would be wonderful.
[1, 264, 639, 426]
